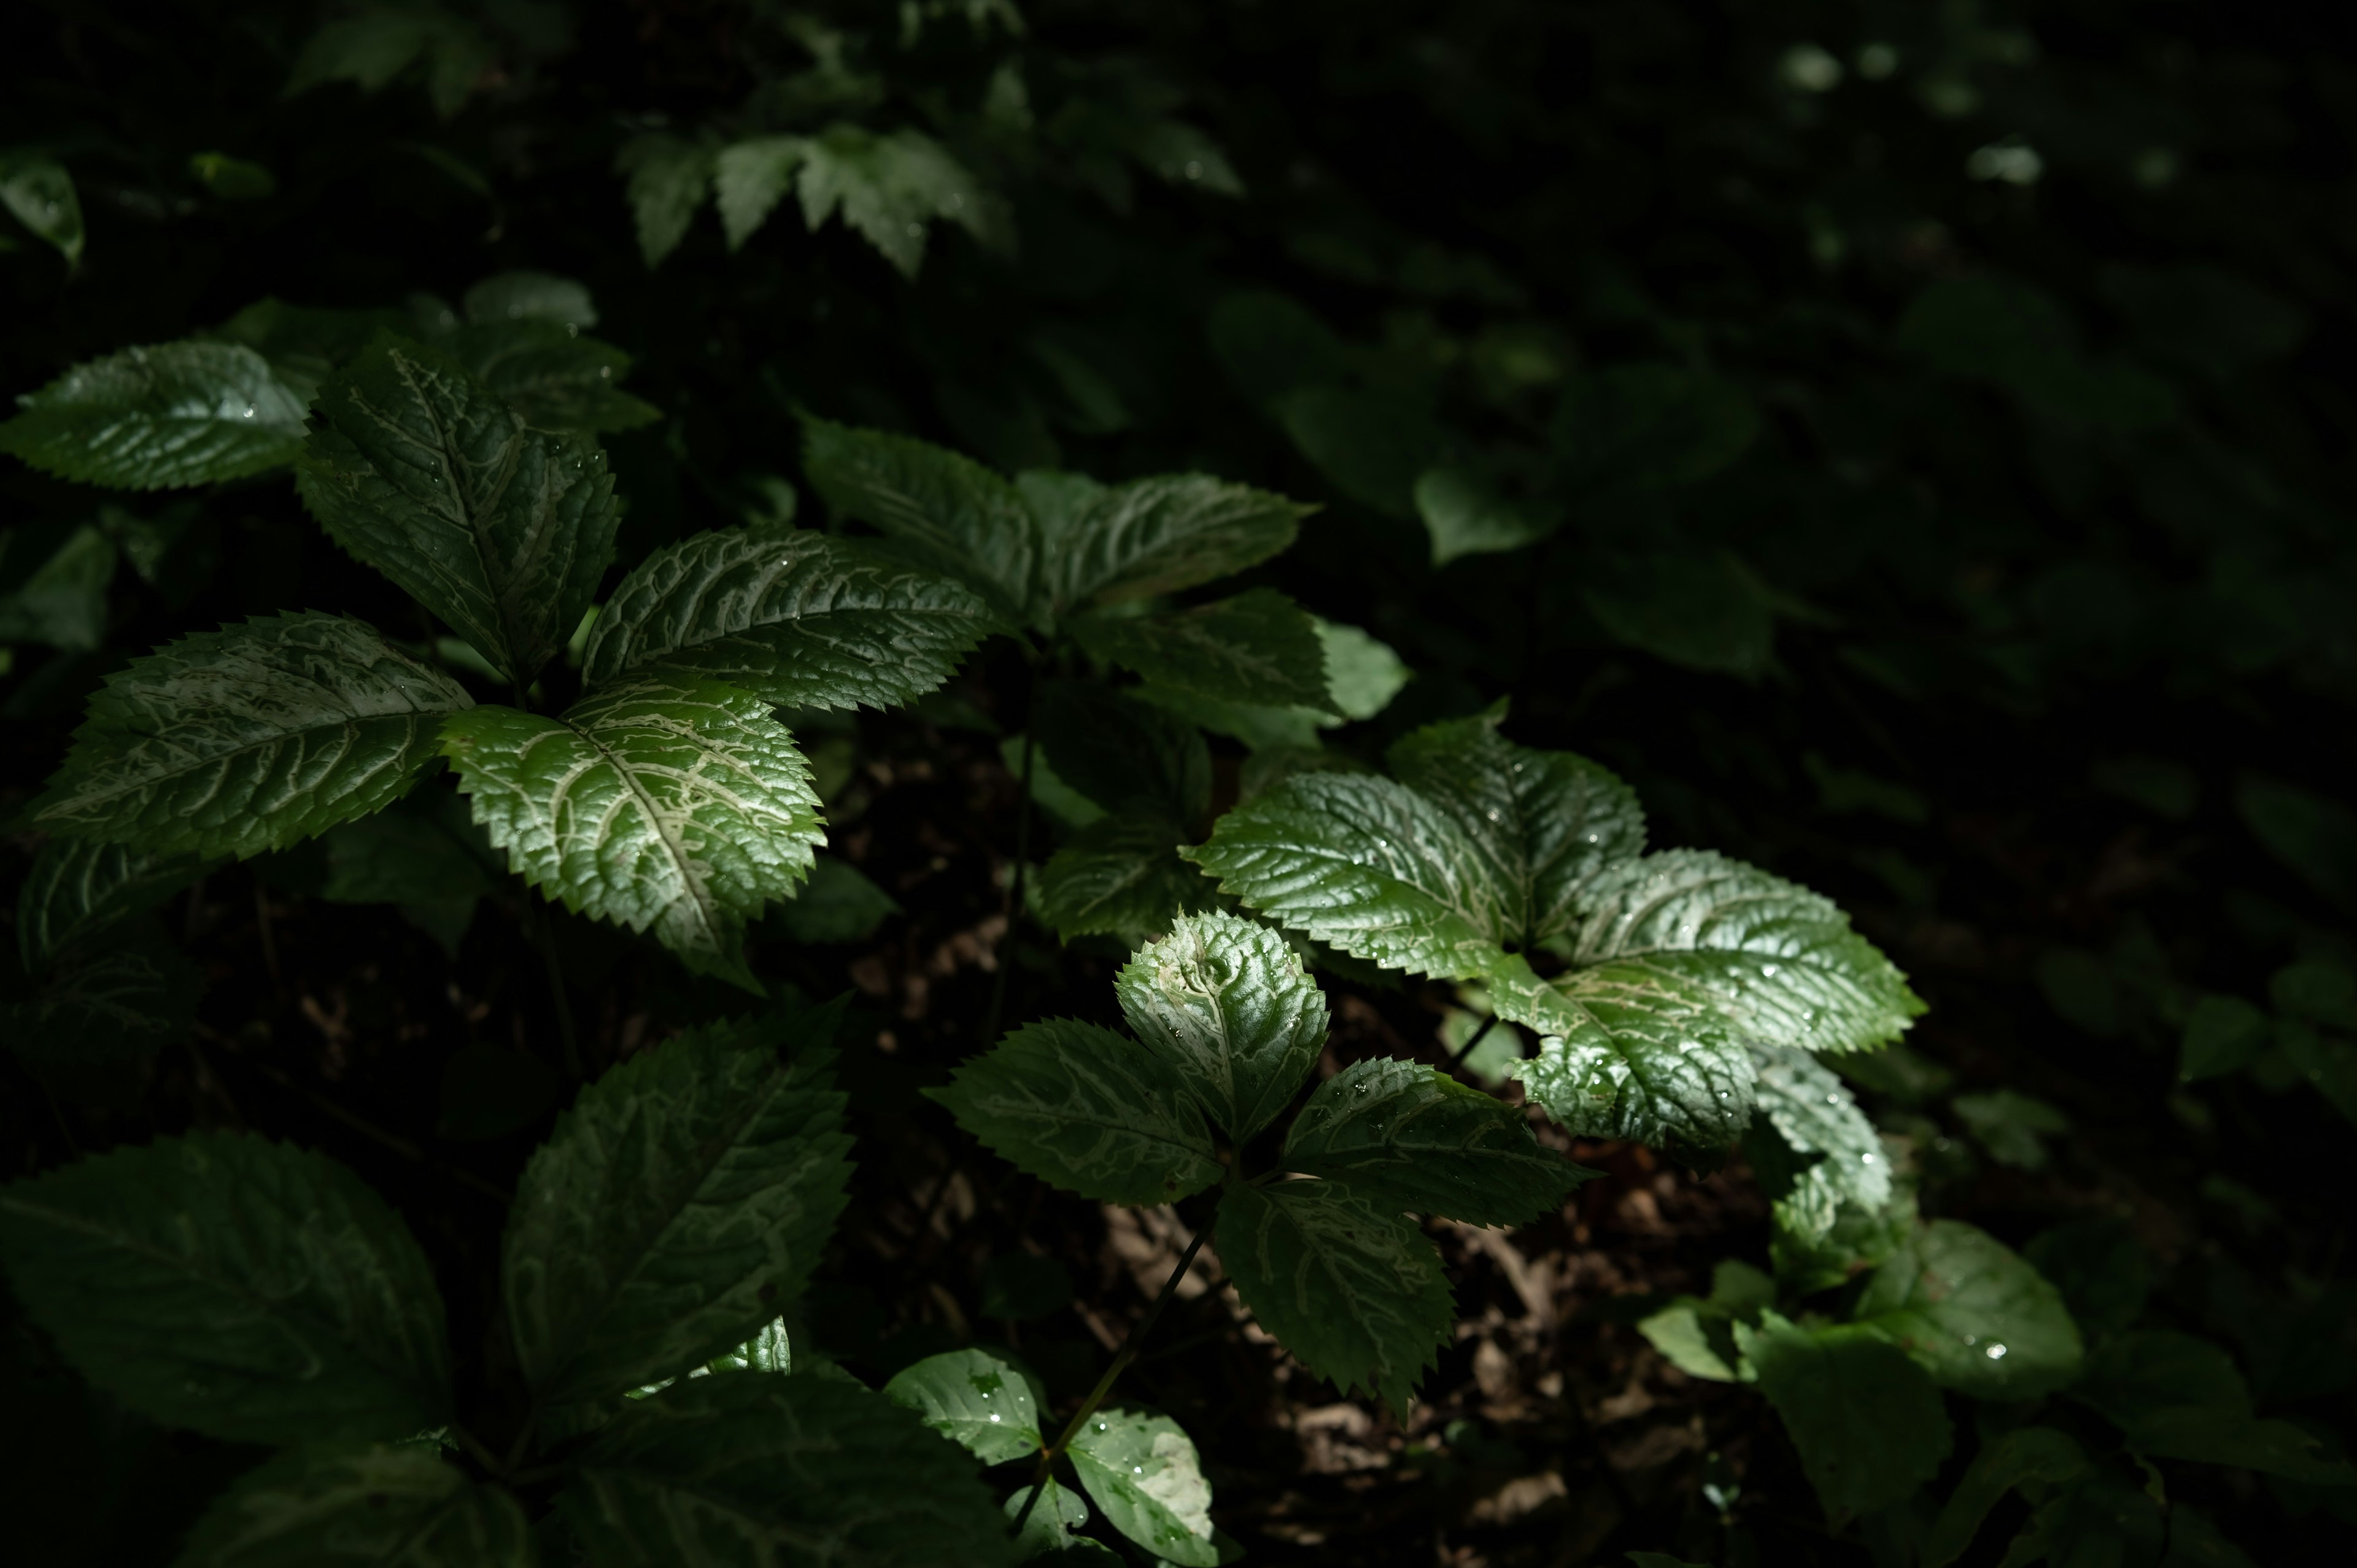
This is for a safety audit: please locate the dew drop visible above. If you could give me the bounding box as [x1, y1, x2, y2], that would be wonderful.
[989, 1413, 1001, 1421]
[1985, 1343, 2008, 1360]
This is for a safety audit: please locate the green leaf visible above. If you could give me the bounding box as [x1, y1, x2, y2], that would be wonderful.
[2180, 994, 2267, 1082]
[1069, 589, 1328, 709]
[1032, 681, 1210, 822]
[1385, 710, 1646, 948]
[1637, 1302, 1741, 1382]
[1183, 771, 1505, 979]
[173, 1443, 532, 1567]
[464, 271, 598, 330]
[563, 1373, 1014, 1567]
[314, 784, 502, 957]
[1747, 1045, 1892, 1242]
[715, 136, 810, 251]
[188, 151, 277, 201]
[1207, 290, 1349, 407]
[1114, 911, 1327, 1141]
[0, 151, 85, 266]
[926, 1020, 1223, 1206]
[883, 1347, 1043, 1464]
[6, 924, 204, 1062]
[1735, 1311, 1952, 1519]
[1029, 474, 1309, 616]
[1953, 1087, 2070, 1170]
[207, 298, 410, 403]
[1216, 1180, 1454, 1418]
[1317, 619, 1410, 721]
[0, 341, 307, 490]
[582, 527, 998, 711]
[444, 320, 661, 434]
[1578, 549, 1775, 679]
[0, 1132, 451, 1445]
[1856, 1220, 2083, 1399]
[2072, 1330, 2357, 1485]
[1035, 809, 1213, 944]
[17, 836, 207, 971]
[1415, 465, 1562, 565]
[0, 522, 114, 648]
[1067, 1408, 1221, 1568]
[1924, 1427, 2088, 1568]
[285, 7, 493, 118]
[617, 133, 716, 269]
[296, 334, 620, 686]
[1006, 1478, 1092, 1561]
[1282, 1057, 1590, 1225]
[1551, 364, 1760, 495]
[502, 1010, 853, 1408]
[800, 416, 1039, 624]
[1272, 386, 1443, 520]
[26, 612, 473, 860]
[770, 855, 900, 944]
[441, 676, 824, 987]
[793, 123, 1005, 278]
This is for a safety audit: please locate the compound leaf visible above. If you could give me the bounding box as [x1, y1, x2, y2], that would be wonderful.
[1385, 710, 1646, 946]
[883, 1347, 1043, 1465]
[1113, 911, 1327, 1141]
[503, 1011, 853, 1408]
[441, 676, 823, 989]
[297, 334, 619, 686]
[1069, 589, 1329, 709]
[926, 1020, 1222, 1207]
[1736, 1312, 1952, 1520]
[174, 1443, 532, 1568]
[0, 341, 307, 490]
[0, 1132, 451, 1445]
[582, 527, 997, 711]
[25, 612, 472, 860]
[800, 417, 1037, 625]
[1035, 810, 1213, 944]
[1856, 1221, 2084, 1400]
[17, 836, 207, 971]
[1067, 1409, 1221, 1568]
[1283, 1057, 1590, 1226]
[563, 1372, 1013, 1568]
[1216, 1180, 1454, 1419]
[1183, 771, 1503, 978]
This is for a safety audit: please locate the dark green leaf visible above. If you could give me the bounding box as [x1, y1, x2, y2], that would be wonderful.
[6, 922, 203, 1062]
[883, 1347, 1043, 1464]
[1578, 549, 1775, 678]
[617, 134, 716, 269]
[503, 1011, 853, 1408]
[174, 1443, 532, 1567]
[297, 334, 620, 686]
[206, 298, 409, 403]
[444, 320, 660, 434]
[1283, 1057, 1590, 1225]
[1216, 1181, 1454, 1418]
[1272, 386, 1442, 520]
[1206, 290, 1348, 406]
[583, 526, 997, 711]
[1856, 1220, 2083, 1399]
[1069, 589, 1328, 709]
[285, 7, 492, 118]
[1066, 1408, 1221, 1568]
[1034, 809, 1213, 944]
[1747, 1045, 1891, 1242]
[1114, 911, 1326, 1141]
[0, 522, 114, 648]
[1415, 465, 1562, 565]
[464, 271, 598, 329]
[1736, 1312, 1951, 1519]
[16, 836, 207, 971]
[26, 612, 471, 860]
[0, 1132, 451, 1444]
[1006, 1478, 1092, 1561]
[1923, 1427, 2088, 1568]
[314, 784, 501, 957]
[1551, 364, 1760, 495]
[1032, 681, 1210, 822]
[926, 1020, 1223, 1207]
[0, 151, 85, 265]
[1028, 474, 1309, 615]
[2180, 994, 2267, 1082]
[770, 855, 900, 945]
[800, 416, 1037, 624]
[793, 124, 1005, 278]
[563, 1372, 1015, 1567]
[0, 342, 307, 490]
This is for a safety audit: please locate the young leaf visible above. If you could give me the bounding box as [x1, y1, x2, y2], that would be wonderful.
[1113, 911, 1327, 1141]
[1735, 1312, 1952, 1519]
[1855, 1220, 2084, 1399]
[174, 1443, 532, 1567]
[617, 133, 716, 269]
[800, 416, 1038, 623]
[441, 676, 824, 988]
[1032, 681, 1210, 822]
[582, 527, 999, 711]
[563, 1373, 1015, 1567]
[0, 1132, 451, 1445]
[296, 334, 620, 686]
[1216, 1181, 1454, 1418]
[25, 612, 473, 860]
[0, 341, 308, 490]
[7, 924, 204, 1062]
[1066, 1408, 1221, 1568]
[883, 1347, 1044, 1464]
[17, 836, 207, 971]
[1282, 1058, 1590, 1226]
[444, 319, 662, 434]
[1183, 772, 1504, 978]
[926, 1020, 1223, 1206]
[1035, 810, 1213, 943]
[1317, 619, 1410, 722]
[1069, 589, 1330, 709]
[1385, 709, 1646, 946]
[1029, 474, 1309, 615]
[502, 1011, 853, 1408]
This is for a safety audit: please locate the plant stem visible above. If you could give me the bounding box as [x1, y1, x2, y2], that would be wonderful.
[1449, 1011, 1501, 1068]
[981, 725, 1036, 1045]
[1012, 1223, 1210, 1532]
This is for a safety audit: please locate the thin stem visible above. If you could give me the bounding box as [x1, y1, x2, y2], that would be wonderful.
[981, 725, 1036, 1044]
[1012, 1224, 1211, 1532]
[1449, 1011, 1501, 1068]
